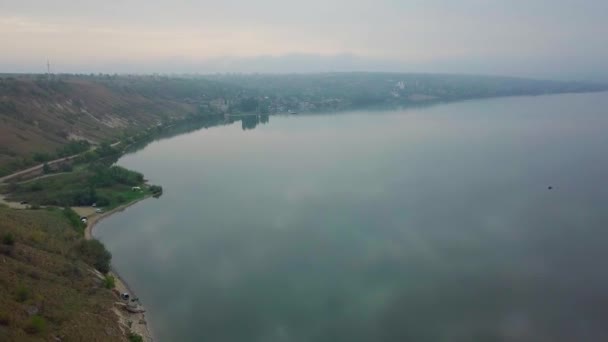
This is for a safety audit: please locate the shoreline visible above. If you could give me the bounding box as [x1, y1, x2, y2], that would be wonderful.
[84, 194, 152, 240]
[83, 195, 155, 341]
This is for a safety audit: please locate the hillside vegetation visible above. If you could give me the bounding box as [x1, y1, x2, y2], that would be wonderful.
[204, 72, 608, 110]
[1, 72, 606, 178]
[0, 206, 123, 341]
[0, 72, 606, 341]
[0, 75, 213, 177]
[3, 164, 159, 209]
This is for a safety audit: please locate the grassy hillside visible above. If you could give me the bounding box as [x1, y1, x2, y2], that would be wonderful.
[1, 73, 606, 178]
[0, 75, 223, 177]
[0, 206, 124, 341]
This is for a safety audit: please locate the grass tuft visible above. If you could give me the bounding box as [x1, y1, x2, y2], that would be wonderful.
[128, 332, 144, 342]
[104, 274, 116, 289]
[2, 233, 15, 245]
[16, 286, 29, 303]
[24, 315, 46, 334]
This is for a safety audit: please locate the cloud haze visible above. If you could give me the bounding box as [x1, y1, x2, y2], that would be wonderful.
[0, 0, 606, 80]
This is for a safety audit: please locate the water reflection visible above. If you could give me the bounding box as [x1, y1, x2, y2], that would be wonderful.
[125, 113, 272, 155]
[96, 92, 608, 342]
[234, 114, 269, 130]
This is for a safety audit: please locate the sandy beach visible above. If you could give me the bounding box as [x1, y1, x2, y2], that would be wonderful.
[78, 195, 151, 240]
[77, 196, 155, 341]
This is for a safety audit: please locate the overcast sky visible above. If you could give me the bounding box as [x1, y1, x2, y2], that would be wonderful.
[1, 0, 606, 80]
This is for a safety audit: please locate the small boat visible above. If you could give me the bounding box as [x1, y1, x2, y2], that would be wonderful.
[126, 300, 146, 313]
[115, 294, 146, 313]
[126, 304, 146, 313]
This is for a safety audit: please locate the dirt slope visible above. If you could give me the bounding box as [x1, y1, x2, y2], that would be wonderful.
[0, 75, 201, 176]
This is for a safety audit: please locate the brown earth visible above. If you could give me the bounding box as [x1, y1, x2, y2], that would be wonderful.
[0, 75, 208, 176]
[0, 207, 126, 341]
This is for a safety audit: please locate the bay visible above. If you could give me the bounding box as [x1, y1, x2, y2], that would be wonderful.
[96, 92, 608, 341]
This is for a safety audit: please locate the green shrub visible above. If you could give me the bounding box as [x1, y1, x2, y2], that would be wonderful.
[128, 332, 144, 342]
[2, 233, 15, 246]
[56, 140, 90, 157]
[62, 207, 86, 231]
[25, 315, 46, 334]
[16, 286, 29, 302]
[60, 163, 73, 172]
[149, 185, 163, 195]
[76, 240, 112, 273]
[91, 165, 143, 187]
[29, 183, 43, 191]
[77, 151, 97, 164]
[0, 312, 10, 326]
[95, 196, 111, 207]
[32, 152, 52, 163]
[103, 274, 116, 289]
[95, 143, 119, 158]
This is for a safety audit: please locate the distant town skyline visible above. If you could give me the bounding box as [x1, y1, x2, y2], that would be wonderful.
[1, 0, 607, 81]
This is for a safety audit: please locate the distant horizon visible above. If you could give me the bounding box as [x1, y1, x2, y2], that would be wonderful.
[2, 1, 607, 82]
[2, 66, 607, 84]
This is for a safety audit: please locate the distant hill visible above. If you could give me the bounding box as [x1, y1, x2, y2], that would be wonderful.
[0, 75, 241, 176]
[1, 72, 606, 176]
[205, 72, 608, 108]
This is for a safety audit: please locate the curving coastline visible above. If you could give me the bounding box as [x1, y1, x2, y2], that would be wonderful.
[83, 195, 155, 341]
[83, 195, 151, 240]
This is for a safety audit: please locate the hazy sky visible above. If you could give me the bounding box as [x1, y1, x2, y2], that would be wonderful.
[1, 0, 606, 79]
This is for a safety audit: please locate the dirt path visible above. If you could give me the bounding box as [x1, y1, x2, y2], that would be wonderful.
[13, 172, 69, 185]
[0, 140, 121, 185]
[0, 154, 80, 184]
[0, 194, 28, 209]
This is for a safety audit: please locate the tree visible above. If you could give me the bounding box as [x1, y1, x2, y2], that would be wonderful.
[32, 152, 51, 163]
[128, 333, 144, 342]
[25, 315, 46, 334]
[42, 162, 51, 174]
[63, 207, 86, 230]
[76, 240, 112, 273]
[239, 97, 259, 112]
[2, 233, 15, 246]
[103, 274, 116, 289]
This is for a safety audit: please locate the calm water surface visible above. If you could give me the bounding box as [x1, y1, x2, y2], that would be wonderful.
[96, 92, 608, 341]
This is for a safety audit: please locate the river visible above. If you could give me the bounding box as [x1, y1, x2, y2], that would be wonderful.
[96, 92, 608, 341]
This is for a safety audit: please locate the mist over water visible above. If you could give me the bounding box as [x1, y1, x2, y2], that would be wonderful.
[96, 92, 608, 341]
